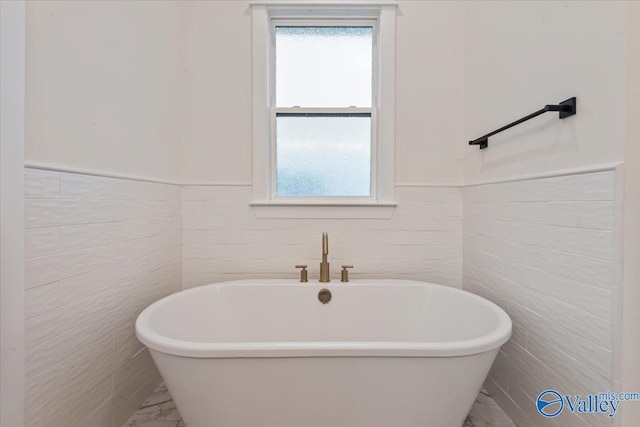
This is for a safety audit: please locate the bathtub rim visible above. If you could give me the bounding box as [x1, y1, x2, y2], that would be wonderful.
[136, 279, 512, 358]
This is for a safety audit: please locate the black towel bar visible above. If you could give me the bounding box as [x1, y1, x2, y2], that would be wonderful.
[468, 97, 577, 149]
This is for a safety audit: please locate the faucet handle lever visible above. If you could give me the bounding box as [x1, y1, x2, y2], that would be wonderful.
[341, 265, 354, 283]
[295, 265, 308, 283]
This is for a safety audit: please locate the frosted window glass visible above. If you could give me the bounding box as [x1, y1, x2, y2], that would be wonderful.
[276, 115, 371, 197]
[276, 27, 372, 108]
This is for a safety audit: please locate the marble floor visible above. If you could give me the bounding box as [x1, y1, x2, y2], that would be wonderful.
[125, 383, 516, 427]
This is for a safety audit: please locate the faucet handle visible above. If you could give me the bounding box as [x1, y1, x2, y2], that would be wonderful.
[295, 265, 308, 283]
[341, 265, 354, 283]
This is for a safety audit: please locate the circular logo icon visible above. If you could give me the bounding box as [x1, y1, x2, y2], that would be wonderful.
[537, 390, 564, 418]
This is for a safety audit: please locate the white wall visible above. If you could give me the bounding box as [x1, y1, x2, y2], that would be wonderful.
[1, 1, 26, 425]
[21, 2, 639, 426]
[464, 1, 626, 183]
[395, 1, 465, 185]
[180, 0, 466, 185]
[621, 2, 640, 425]
[26, 0, 184, 182]
[24, 2, 185, 425]
[462, 1, 634, 425]
[464, 170, 618, 427]
[183, 184, 462, 289]
[180, 1, 253, 184]
[26, 0, 468, 185]
[22, 4, 467, 426]
[178, 1, 466, 315]
[23, 169, 181, 427]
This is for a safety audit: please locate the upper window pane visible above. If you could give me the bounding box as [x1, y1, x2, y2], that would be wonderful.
[275, 26, 373, 108]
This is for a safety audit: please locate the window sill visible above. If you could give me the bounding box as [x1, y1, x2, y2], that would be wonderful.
[249, 201, 397, 219]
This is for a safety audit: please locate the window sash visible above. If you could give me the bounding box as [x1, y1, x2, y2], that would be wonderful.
[273, 110, 374, 199]
[270, 110, 377, 201]
[270, 19, 379, 201]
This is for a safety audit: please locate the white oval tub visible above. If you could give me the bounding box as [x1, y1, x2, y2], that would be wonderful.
[136, 279, 511, 427]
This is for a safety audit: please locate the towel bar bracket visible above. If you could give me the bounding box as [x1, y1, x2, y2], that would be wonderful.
[556, 97, 577, 119]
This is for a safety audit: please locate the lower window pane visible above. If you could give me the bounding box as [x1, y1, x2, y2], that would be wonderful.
[276, 115, 371, 197]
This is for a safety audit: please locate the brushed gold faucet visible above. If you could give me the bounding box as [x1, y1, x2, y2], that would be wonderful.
[320, 232, 330, 282]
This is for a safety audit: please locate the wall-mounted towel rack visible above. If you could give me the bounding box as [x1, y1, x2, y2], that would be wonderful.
[468, 97, 577, 149]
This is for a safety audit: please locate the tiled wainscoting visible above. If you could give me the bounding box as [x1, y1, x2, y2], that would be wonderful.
[22, 165, 624, 427]
[23, 168, 182, 427]
[182, 185, 463, 288]
[463, 169, 621, 427]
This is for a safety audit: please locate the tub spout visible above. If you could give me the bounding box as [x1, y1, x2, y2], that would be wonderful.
[320, 232, 330, 282]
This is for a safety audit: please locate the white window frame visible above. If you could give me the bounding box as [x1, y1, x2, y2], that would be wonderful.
[250, 1, 397, 219]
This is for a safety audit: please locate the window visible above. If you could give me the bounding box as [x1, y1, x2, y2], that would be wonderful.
[251, 2, 397, 218]
[275, 25, 374, 197]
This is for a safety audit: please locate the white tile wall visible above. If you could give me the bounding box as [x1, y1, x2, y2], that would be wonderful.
[463, 171, 619, 427]
[181, 185, 463, 288]
[24, 168, 182, 427]
[26, 167, 621, 427]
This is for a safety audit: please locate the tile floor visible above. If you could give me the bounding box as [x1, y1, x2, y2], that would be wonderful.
[125, 383, 516, 427]
[463, 389, 517, 427]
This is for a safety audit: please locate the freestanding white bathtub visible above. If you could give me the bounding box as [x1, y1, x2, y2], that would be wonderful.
[136, 280, 511, 427]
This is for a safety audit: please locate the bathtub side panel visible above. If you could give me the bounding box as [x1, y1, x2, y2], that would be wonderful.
[150, 350, 499, 427]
